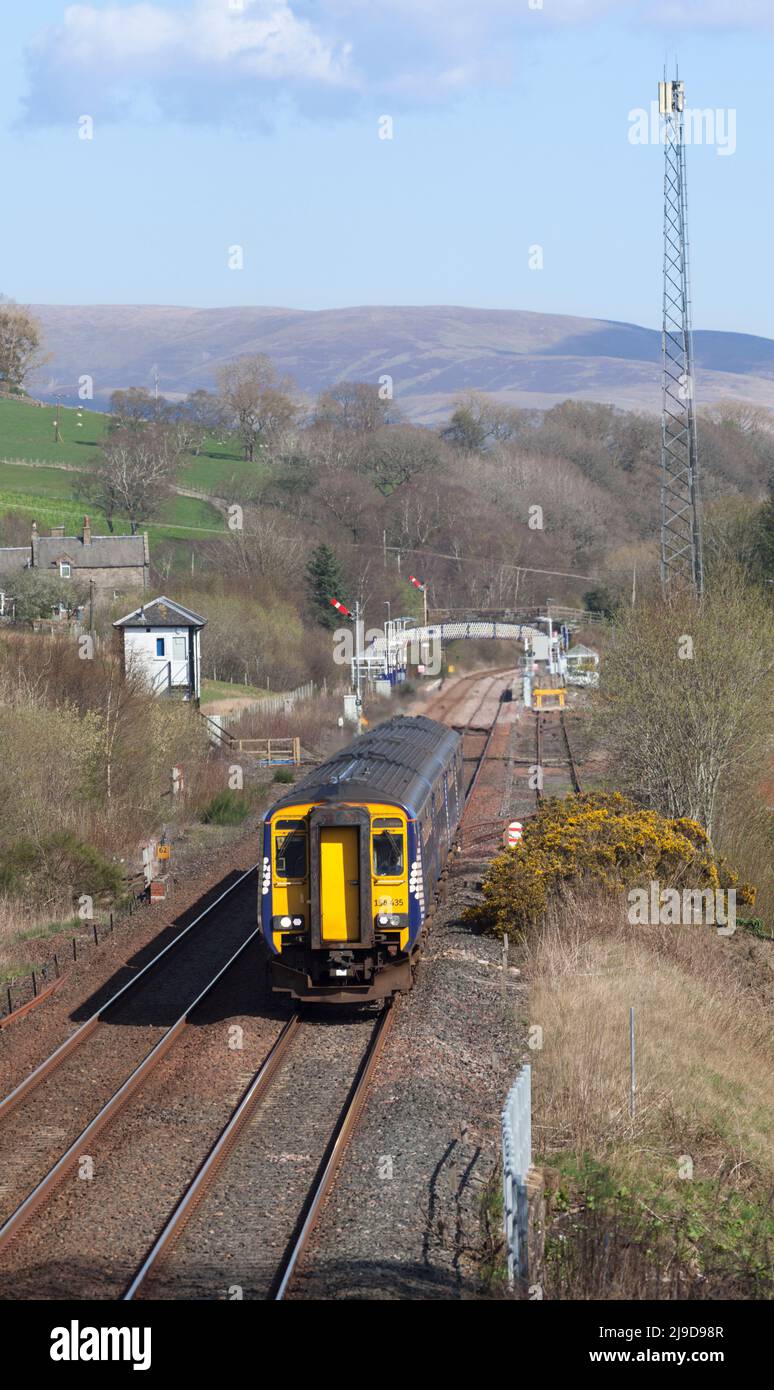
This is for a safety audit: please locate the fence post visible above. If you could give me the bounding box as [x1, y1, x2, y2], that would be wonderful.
[31, 970, 37, 997]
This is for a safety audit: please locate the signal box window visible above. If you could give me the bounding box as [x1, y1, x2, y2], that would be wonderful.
[373, 829, 404, 878]
[275, 821, 307, 879]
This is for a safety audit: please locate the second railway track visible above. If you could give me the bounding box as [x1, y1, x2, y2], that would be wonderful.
[124, 1003, 393, 1301]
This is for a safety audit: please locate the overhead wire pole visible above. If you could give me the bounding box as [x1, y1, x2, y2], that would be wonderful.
[659, 71, 704, 597]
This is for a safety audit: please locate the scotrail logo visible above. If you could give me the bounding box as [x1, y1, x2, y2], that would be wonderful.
[627, 881, 736, 935]
[50, 1321, 151, 1371]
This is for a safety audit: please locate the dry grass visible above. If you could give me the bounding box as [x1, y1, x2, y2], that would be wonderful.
[526, 893, 774, 1296]
[0, 893, 79, 983]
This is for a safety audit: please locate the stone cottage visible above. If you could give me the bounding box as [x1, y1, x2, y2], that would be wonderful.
[0, 517, 150, 603]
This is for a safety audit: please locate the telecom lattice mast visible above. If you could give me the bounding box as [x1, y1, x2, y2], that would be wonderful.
[659, 74, 704, 596]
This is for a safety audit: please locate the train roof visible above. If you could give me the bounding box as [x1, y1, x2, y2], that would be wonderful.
[266, 714, 461, 820]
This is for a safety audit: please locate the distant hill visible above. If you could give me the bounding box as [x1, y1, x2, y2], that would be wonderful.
[26, 303, 774, 422]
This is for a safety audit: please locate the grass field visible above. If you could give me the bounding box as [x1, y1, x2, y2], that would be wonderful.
[200, 677, 271, 703]
[0, 396, 108, 464]
[0, 460, 225, 543]
[0, 397, 246, 541]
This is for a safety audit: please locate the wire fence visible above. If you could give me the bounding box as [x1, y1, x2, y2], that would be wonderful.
[0, 886, 147, 1025]
[501, 1064, 532, 1287]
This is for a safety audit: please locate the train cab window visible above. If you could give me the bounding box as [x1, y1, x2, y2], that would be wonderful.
[372, 822, 404, 877]
[274, 820, 307, 878]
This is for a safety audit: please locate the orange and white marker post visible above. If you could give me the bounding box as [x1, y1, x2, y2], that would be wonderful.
[504, 820, 523, 848]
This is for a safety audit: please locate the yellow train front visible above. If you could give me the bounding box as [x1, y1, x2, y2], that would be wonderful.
[260, 715, 463, 1003]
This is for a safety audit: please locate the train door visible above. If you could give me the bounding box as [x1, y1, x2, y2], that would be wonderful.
[319, 826, 360, 941]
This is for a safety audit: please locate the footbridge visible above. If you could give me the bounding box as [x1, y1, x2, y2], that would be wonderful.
[358, 617, 553, 681]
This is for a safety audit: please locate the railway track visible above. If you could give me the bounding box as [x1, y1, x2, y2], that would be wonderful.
[535, 708, 582, 803]
[0, 865, 259, 1124]
[124, 1004, 393, 1301]
[426, 668, 517, 865]
[0, 928, 266, 1270]
[0, 866, 263, 1272]
[428, 666, 513, 726]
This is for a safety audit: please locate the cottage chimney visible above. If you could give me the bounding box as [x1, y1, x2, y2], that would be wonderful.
[31, 520, 38, 539]
[51, 524, 65, 539]
[82, 515, 92, 545]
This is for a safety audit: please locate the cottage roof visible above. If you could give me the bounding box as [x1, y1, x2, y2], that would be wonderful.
[0, 547, 32, 575]
[33, 534, 146, 569]
[113, 596, 207, 629]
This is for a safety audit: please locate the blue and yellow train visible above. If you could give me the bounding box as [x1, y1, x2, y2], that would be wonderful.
[260, 715, 463, 1002]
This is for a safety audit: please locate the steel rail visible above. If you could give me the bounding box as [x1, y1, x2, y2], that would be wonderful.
[535, 711, 544, 806]
[429, 666, 513, 724]
[0, 926, 263, 1257]
[0, 863, 259, 1123]
[123, 1013, 300, 1300]
[560, 710, 583, 794]
[272, 1002, 395, 1301]
[535, 709, 582, 802]
[124, 1004, 394, 1302]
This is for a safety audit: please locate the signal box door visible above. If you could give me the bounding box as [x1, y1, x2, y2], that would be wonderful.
[319, 827, 360, 942]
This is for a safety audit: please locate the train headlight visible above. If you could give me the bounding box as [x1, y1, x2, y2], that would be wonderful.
[280, 915, 292, 928]
[378, 914, 390, 925]
[389, 914, 401, 926]
[292, 916, 303, 927]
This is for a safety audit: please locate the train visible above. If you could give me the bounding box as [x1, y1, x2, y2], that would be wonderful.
[260, 714, 463, 1003]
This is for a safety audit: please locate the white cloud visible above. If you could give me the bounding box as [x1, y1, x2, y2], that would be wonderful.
[19, 0, 774, 129]
[21, 0, 357, 126]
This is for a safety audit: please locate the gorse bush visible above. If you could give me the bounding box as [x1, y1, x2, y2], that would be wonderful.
[465, 792, 755, 939]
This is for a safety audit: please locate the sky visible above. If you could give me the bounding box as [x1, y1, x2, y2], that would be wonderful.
[0, 0, 772, 337]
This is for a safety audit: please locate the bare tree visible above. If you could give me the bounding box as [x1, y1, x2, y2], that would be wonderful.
[595, 571, 774, 839]
[315, 381, 400, 433]
[109, 387, 165, 427]
[89, 424, 181, 533]
[357, 424, 441, 495]
[203, 509, 304, 578]
[216, 355, 297, 462]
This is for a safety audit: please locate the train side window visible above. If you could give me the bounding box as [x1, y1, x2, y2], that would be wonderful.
[373, 830, 404, 877]
[274, 820, 307, 878]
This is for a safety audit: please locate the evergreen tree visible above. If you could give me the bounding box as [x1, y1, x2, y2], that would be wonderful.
[306, 543, 348, 629]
